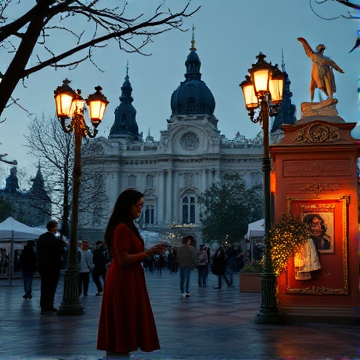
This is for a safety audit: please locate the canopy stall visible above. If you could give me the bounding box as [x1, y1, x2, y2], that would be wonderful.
[245, 219, 265, 261]
[0, 217, 44, 285]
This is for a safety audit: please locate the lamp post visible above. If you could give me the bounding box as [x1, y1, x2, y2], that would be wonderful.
[240, 53, 284, 324]
[54, 79, 108, 315]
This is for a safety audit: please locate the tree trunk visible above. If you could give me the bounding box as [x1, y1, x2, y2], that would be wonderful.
[0, 3, 48, 116]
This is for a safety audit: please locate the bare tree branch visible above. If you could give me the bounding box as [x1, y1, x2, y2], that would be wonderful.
[0, 0, 200, 117]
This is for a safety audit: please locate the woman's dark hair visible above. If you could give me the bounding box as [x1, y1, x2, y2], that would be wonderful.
[104, 189, 143, 250]
[303, 213, 327, 235]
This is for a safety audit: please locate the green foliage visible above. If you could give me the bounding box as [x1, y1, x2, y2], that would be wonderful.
[240, 260, 264, 273]
[266, 214, 309, 275]
[0, 196, 14, 222]
[198, 173, 263, 244]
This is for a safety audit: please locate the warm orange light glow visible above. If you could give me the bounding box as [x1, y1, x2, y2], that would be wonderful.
[240, 76, 258, 110]
[86, 86, 109, 127]
[55, 93, 73, 119]
[54, 79, 76, 119]
[270, 171, 276, 193]
[269, 65, 284, 104]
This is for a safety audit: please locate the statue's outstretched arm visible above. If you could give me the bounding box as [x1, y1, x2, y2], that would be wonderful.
[297, 37, 314, 58]
[329, 60, 344, 73]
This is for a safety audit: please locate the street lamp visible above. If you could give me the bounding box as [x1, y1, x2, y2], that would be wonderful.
[54, 79, 108, 315]
[240, 53, 284, 324]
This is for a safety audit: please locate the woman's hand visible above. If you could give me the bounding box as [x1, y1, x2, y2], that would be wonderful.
[146, 244, 165, 256]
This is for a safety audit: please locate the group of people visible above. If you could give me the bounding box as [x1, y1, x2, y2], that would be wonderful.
[18, 188, 242, 359]
[19, 221, 111, 314]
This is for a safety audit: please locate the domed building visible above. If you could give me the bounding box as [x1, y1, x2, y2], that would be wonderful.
[79, 35, 271, 242]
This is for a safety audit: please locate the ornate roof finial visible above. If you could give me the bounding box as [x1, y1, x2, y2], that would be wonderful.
[281, 49, 285, 72]
[126, 60, 129, 77]
[190, 24, 197, 51]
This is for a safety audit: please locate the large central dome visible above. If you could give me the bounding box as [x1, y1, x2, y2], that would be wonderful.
[170, 36, 215, 116]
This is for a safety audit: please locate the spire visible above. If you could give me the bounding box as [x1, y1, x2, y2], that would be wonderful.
[4, 167, 19, 193]
[185, 27, 201, 80]
[190, 25, 197, 51]
[109, 63, 140, 140]
[271, 51, 297, 132]
[30, 161, 46, 195]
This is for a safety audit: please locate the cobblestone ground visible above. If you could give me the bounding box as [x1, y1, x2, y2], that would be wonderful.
[0, 270, 359, 360]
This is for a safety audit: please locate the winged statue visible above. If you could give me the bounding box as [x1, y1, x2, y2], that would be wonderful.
[297, 37, 344, 102]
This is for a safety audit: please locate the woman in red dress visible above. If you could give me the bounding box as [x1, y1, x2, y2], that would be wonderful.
[97, 189, 164, 359]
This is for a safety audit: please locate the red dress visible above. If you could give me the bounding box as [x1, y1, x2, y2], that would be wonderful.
[97, 223, 160, 352]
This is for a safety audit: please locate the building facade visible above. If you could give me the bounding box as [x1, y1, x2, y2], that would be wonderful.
[79, 37, 295, 243]
[0, 164, 51, 227]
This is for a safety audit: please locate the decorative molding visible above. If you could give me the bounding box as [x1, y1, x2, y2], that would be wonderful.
[184, 173, 194, 186]
[286, 286, 348, 295]
[180, 132, 199, 150]
[299, 182, 340, 197]
[284, 160, 351, 177]
[295, 123, 340, 143]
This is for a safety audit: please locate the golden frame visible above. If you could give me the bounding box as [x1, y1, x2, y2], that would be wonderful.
[285, 195, 349, 295]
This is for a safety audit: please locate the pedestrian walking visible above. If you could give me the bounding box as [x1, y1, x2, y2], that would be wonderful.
[78, 240, 94, 296]
[97, 189, 165, 359]
[211, 246, 233, 289]
[176, 235, 198, 299]
[36, 220, 66, 314]
[197, 244, 208, 287]
[19, 240, 37, 300]
[92, 240, 110, 296]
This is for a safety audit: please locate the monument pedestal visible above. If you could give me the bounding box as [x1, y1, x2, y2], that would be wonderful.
[270, 106, 360, 324]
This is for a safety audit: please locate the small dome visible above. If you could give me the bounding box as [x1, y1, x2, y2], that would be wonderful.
[170, 38, 215, 116]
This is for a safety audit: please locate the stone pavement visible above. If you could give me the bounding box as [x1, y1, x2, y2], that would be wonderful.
[0, 271, 359, 360]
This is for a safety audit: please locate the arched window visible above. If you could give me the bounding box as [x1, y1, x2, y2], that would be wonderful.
[128, 175, 136, 188]
[146, 174, 154, 188]
[182, 195, 196, 224]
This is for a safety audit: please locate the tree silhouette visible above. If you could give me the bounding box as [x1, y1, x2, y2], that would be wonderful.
[0, 0, 199, 117]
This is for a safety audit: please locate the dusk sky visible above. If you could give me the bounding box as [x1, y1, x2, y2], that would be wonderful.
[1, 0, 359, 187]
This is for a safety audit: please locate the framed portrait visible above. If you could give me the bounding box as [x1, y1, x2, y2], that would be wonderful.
[285, 195, 349, 295]
[300, 205, 334, 253]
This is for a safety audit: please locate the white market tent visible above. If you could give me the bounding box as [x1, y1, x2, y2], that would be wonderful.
[0, 217, 44, 285]
[245, 219, 265, 261]
[245, 219, 265, 239]
[0, 217, 44, 241]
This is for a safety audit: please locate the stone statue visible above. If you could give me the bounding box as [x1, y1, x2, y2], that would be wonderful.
[298, 37, 344, 101]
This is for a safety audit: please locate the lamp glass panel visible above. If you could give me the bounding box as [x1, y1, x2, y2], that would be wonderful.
[242, 84, 258, 109]
[269, 78, 284, 103]
[55, 93, 73, 117]
[89, 100, 106, 122]
[253, 69, 270, 94]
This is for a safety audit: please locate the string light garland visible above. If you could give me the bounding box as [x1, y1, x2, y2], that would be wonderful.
[264, 214, 309, 275]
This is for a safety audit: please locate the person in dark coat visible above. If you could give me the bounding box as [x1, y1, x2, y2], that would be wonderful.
[19, 240, 37, 299]
[92, 240, 110, 296]
[211, 246, 232, 289]
[36, 220, 66, 314]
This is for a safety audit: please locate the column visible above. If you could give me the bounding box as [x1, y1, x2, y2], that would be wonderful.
[173, 171, 179, 223]
[157, 170, 165, 225]
[165, 169, 173, 223]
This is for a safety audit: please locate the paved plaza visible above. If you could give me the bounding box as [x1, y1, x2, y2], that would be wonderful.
[0, 270, 359, 360]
